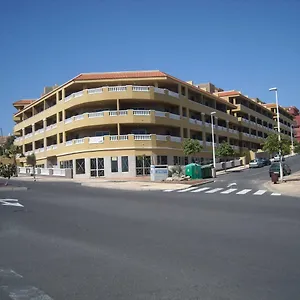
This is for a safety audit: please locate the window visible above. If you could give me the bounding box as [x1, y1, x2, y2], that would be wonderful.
[132, 129, 147, 134]
[90, 158, 104, 177]
[95, 131, 110, 136]
[157, 155, 167, 165]
[60, 160, 73, 169]
[111, 157, 118, 172]
[121, 156, 129, 172]
[184, 156, 189, 165]
[75, 159, 85, 174]
[173, 156, 178, 165]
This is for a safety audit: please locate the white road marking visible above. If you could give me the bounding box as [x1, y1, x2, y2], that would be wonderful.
[271, 192, 281, 196]
[205, 188, 223, 194]
[227, 183, 237, 187]
[253, 190, 267, 195]
[0, 269, 23, 278]
[163, 189, 174, 192]
[177, 187, 199, 193]
[0, 199, 24, 207]
[191, 187, 210, 193]
[1, 286, 53, 300]
[236, 189, 252, 195]
[221, 188, 238, 194]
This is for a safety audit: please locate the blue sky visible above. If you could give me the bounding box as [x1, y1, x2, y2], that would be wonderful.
[1, 0, 299, 134]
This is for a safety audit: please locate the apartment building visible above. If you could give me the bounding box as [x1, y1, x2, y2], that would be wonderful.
[262, 103, 295, 140]
[285, 106, 300, 142]
[13, 70, 248, 179]
[215, 91, 276, 150]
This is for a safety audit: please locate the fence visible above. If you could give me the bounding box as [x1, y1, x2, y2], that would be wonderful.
[18, 167, 73, 178]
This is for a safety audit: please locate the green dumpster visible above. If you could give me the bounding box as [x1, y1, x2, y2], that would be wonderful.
[185, 163, 202, 179]
[201, 165, 212, 178]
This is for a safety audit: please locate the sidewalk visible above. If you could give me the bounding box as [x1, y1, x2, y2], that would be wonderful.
[216, 165, 249, 176]
[264, 171, 300, 197]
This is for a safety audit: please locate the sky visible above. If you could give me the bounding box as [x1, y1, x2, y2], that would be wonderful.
[0, 0, 299, 134]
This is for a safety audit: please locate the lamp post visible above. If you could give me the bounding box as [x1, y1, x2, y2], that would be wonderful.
[291, 124, 294, 155]
[211, 112, 216, 177]
[269, 87, 283, 181]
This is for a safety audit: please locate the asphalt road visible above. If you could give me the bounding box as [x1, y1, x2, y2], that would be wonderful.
[1, 162, 300, 299]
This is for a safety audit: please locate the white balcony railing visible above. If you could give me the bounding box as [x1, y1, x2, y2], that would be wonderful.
[52, 145, 57, 150]
[64, 95, 73, 102]
[169, 113, 180, 120]
[133, 110, 150, 116]
[132, 86, 150, 92]
[40, 148, 45, 152]
[35, 128, 44, 135]
[47, 146, 53, 151]
[66, 140, 73, 146]
[206, 141, 212, 146]
[205, 122, 210, 127]
[168, 91, 179, 98]
[25, 133, 33, 139]
[170, 136, 181, 143]
[89, 136, 104, 144]
[134, 134, 151, 141]
[88, 88, 103, 94]
[74, 91, 83, 98]
[119, 110, 128, 116]
[110, 135, 118, 141]
[46, 124, 57, 131]
[156, 135, 168, 141]
[155, 111, 166, 117]
[65, 117, 74, 124]
[88, 112, 104, 118]
[74, 138, 84, 144]
[154, 87, 165, 94]
[119, 135, 128, 141]
[108, 86, 127, 92]
[74, 114, 85, 121]
[109, 111, 118, 116]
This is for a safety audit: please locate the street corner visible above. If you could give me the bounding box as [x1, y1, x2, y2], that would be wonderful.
[263, 180, 300, 197]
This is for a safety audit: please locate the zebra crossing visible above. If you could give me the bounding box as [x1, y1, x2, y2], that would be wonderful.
[163, 186, 281, 196]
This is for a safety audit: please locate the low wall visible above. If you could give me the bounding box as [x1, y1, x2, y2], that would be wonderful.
[18, 167, 73, 178]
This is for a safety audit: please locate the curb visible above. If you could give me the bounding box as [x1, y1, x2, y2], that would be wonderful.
[0, 186, 28, 192]
[263, 181, 300, 198]
[189, 179, 215, 187]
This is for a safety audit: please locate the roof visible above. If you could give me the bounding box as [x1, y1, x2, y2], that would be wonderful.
[14, 70, 236, 114]
[75, 70, 167, 81]
[217, 90, 273, 114]
[13, 99, 35, 106]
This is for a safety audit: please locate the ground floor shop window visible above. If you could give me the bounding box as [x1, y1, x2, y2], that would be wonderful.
[157, 155, 167, 165]
[136, 156, 151, 176]
[111, 157, 118, 173]
[75, 159, 85, 174]
[60, 160, 73, 169]
[90, 158, 104, 177]
[121, 156, 129, 172]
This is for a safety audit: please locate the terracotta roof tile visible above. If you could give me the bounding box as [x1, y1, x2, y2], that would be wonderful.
[75, 71, 167, 81]
[216, 91, 240, 97]
[13, 99, 35, 106]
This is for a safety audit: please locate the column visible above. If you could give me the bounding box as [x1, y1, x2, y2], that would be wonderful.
[62, 88, 65, 100]
[31, 124, 35, 151]
[201, 113, 206, 147]
[116, 99, 120, 111]
[215, 117, 219, 145]
[117, 123, 120, 136]
[43, 119, 47, 148]
[56, 92, 59, 103]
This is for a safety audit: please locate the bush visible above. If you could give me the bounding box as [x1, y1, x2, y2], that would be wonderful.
[169, 165, 184, 177]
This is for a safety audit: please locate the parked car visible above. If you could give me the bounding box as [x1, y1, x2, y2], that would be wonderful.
[269, 162, 291, 177]
[273, 155, 285, 162]
[260, 158, 271, 166]
[249, 159, 264, 168]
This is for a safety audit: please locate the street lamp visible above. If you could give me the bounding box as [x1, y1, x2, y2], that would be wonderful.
[291, 124, 294, 155]
[211, 112, 216, 177]
[269, 87, 283, 181]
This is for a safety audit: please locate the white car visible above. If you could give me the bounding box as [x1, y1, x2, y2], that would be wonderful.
[273, 155, 285, 162]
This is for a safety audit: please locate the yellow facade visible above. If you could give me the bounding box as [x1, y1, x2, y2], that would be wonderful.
[12, 71, 282, 178]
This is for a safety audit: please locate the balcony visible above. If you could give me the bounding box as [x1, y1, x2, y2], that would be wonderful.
[189, 118, 202, 126]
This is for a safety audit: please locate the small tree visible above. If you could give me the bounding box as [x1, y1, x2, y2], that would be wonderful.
[26, 153, 37, 181]
[182, 138, 203, 163]
[294, 141, 300, 154]
[262, 133, 291, 156]
[5, 144, 21, 176]
[0, 163, 16, 185]
[216, 142, 235, 171]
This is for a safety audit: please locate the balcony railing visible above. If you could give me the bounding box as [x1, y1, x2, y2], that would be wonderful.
[133, 110, 150, 116]
[87, 88, 103, 94]
[74, 138, 84, 144]
[155, 111, 166, 117]
[169, 113, 180, 120]
[24, 133, 33, 139]
[110, 135, 118, 141]
[74, 114, 85, 121]
[170, 136, 181, 143]
[154, 87, 165, 94]
[119, 110, 128, 116]
[66, 140, 73, 146]
[134, 134, 151, 141]
[65, 117, 74, 124]
[119, 135, 128, 141]
[109, 111, 118, 116]
[35, 128, 44, 135]
[132, 86, 150, 92]
[168, 91, 179, 98]
[88, 112, 104, 118]
[108, 86, 127, 92]
[156, 135, 168, 141]
[46, 124, 57, 131]
[89, 136, 104, 144]
[189, 118, 202, 126]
